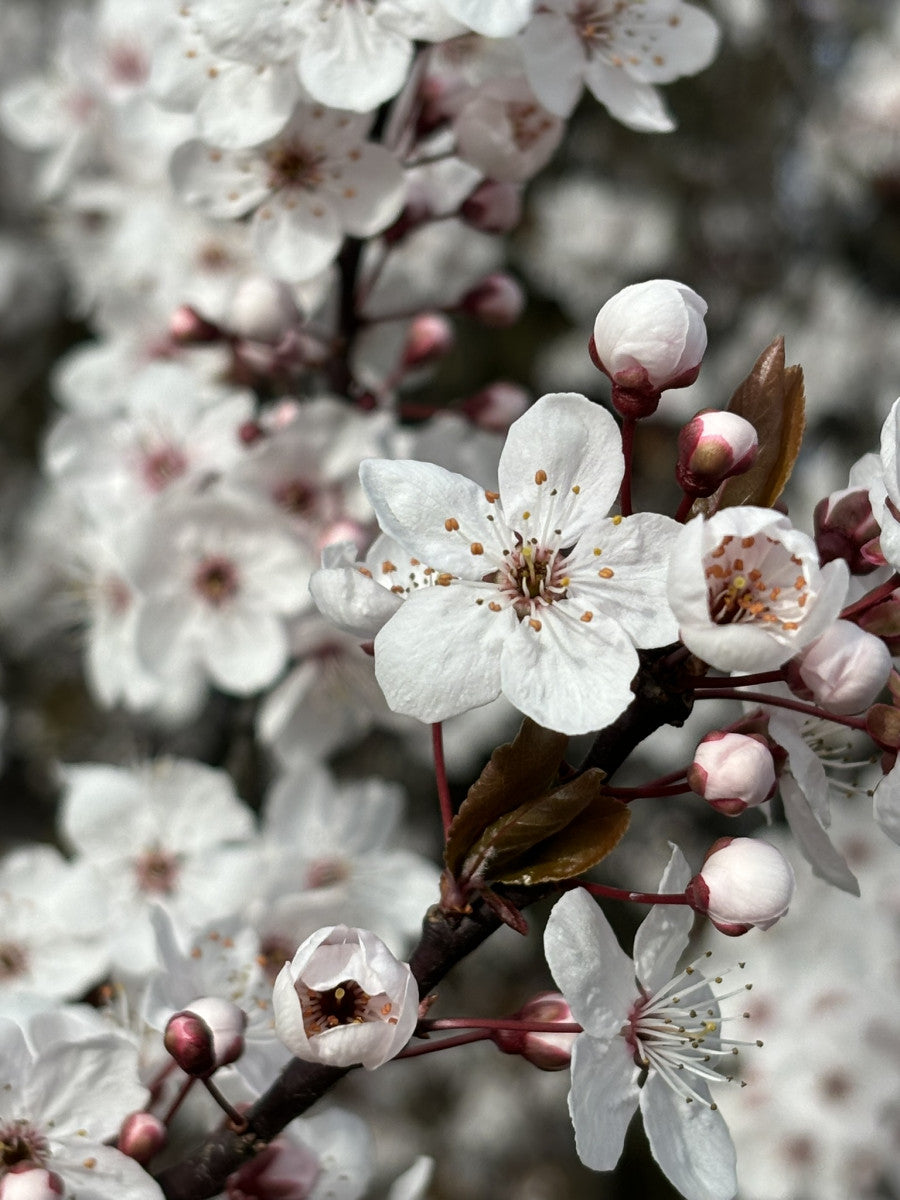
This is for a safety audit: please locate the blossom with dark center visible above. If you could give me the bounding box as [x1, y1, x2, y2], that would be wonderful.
[273, 925, 418, 1070]
[360, 392, 678, 735]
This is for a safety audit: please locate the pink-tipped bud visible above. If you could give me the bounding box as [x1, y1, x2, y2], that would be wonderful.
[0, 1165, 65, 1200]
[118, 1111, 168, 1165]
[460, 273, 525, 328]
[164, 997, 247, 1077]
[461, 381, 530, 433]
[591, 280, 708, 419]
[403, 313, 455, 368]
[687, 731, 776, 815]
[227, 278, 299, 343]
[686, 837, 795, 935]
[857, 589, 900, 652]
[225, 1137, 320, 1200]
[461, 180, 523, 233]
[675, 410, 758, 497]
[492, 992, 577, 1071]
[784, 619, 892, 715]
[814, 487, 881, 575]
[169, 305, 221, 345]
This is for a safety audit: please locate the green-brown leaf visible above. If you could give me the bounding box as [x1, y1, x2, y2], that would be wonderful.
[493, 790, 630, 886]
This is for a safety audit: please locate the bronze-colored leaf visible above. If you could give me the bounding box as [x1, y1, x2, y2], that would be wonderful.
[457, 768, 606, 887]
[716, 335, 806, 511]
[493, 792, 630, 886]
[445, 718, 568, 876]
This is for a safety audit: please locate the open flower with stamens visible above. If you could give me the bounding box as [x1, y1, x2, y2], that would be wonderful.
[668, 507, 849, 672]
[545, 847, 750, 1200]
[360, 392, 679, 735]
[272, 926, 418, 1071]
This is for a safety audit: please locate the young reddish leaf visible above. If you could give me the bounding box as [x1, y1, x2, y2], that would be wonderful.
[445, 718, 568, 876]
[493, 789, 630, 886]
[479, 887, 529, 935]
[715, 336, 806, 511]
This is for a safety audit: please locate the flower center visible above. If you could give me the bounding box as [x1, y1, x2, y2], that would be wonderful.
[266, 144, 326, 192]
[142, 445, 189, 493]
[705, 534, 809, 633]
[299, 979, 373, 1035]
[0, 1121, 48, 1171]
[0, 942, 28, 982]
[305, 858, 349, 889]
[134, 846, 180, 895]
[621, 952, 759, 1108]
[571, 2, 625, 55]
[193, 556, 240, 607]
[507, 101, 556, 152]
[257, 935, 295, 985]
[498, 543, 570, 620]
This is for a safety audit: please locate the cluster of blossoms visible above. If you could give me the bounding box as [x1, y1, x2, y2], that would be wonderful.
[3, 2, 900, 1199]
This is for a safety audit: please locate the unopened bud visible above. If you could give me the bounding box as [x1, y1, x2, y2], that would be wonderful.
[686, 837, 795, 935]
[461, 381, 530, 433]
[403, 313, 454, 368]
[0, 1165, 64, 1200]
[164, 997, 247, 1077]
[461, 180, 523, 233]
[227, 278, 299, 343]
[676, 410, 758, 498]
[118, 1111, 167, 1165]
[169, 305, 220, 345]
[225, 1138, 320, 1200]
[492, 992, 577, 1071]
[687, 731, 776, 815]
[460, 273, 525, 328]
[591, 280, 708, 419]
[814, 487, 881, 575]
[785, 619, 891, 714]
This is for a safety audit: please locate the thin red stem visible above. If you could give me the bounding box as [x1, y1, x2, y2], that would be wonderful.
[395, 1031, 491, 1059]
[162, 1077, 196, 1127]
[674, 493, 694, 523]
[619, 417, 636, 517]
[420, 1018, 583, 1034]
[578, 881, 692, 905]
[202, 1078, 248, 1133]
[840, 572, 900, 622]
[432, 721, 454, 840]
[698, 669, 785, 689]
[692, 688, 867, 731]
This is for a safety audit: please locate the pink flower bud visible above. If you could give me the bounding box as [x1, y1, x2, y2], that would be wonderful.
[169, 305, 220, 345]
[492, 992, 577, 1071]
[591, 280, 708, 419]
[687, 731, 776, 815]
[461, 180, 523, 233]
[118, 1111, 168, 1165]
[461, 381, 530, 433]
[686, 837, 794, 935]
[675, 410, 758, 498]
[403, 313, 454, 368]
[164, 997, 247, 1077]
[814, 487, 881, 575]
[226, 1138, 320, 1200]
[460, 273, 525, 328]
[785, 619, 892, 714]
[0, 1166, 64, 1200]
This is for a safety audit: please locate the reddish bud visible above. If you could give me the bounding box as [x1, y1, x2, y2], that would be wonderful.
[785, 619, 891, 714]
[227, 278, 299, 343]
[687, 731, 776, 815]
[686, 837, 795, 935]
[0, 1166, 65, 1200]
[814, 487, 881, 575]
[461, 381, 530, 433]
[461, 180, 523, 233]
[492, 992, 577, 1071]
[118, 1112, 167, 1165]
[675, 410, 758, 498]
[403, 313, 454, 368]
[169, 305, 221, 345]
[164, 997, 247, 1077]
[460, 273, 525, 328]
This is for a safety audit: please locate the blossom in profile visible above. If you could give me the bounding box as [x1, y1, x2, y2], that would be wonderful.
[668, 506, 849, 672]
[273, 926, 418, 1070]
[360, 391, 679, 735]
[544, 848, 743, 1200]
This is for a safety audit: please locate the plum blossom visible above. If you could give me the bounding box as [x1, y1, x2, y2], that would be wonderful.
[687, 838, 795, 935]
[544, 848, 740, 1200]
[668, 506, 849, 672]
[360, 391, 679, 734]
[273, 926, 418, 1070]
[170, 104, 406, 282]
[521, 0, 720, 129]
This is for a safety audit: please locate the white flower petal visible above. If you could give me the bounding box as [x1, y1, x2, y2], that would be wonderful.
[252, 194, 343, 282]
[170, 141, 269, 218]
[780, 776, 860, 895]
[632, 845, 693, 993]
[640, 1072, 737, 1200]
[584, 65, 675, 133]
[568, 1034, 640, 1170]
[544, 889, 635, 1038]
